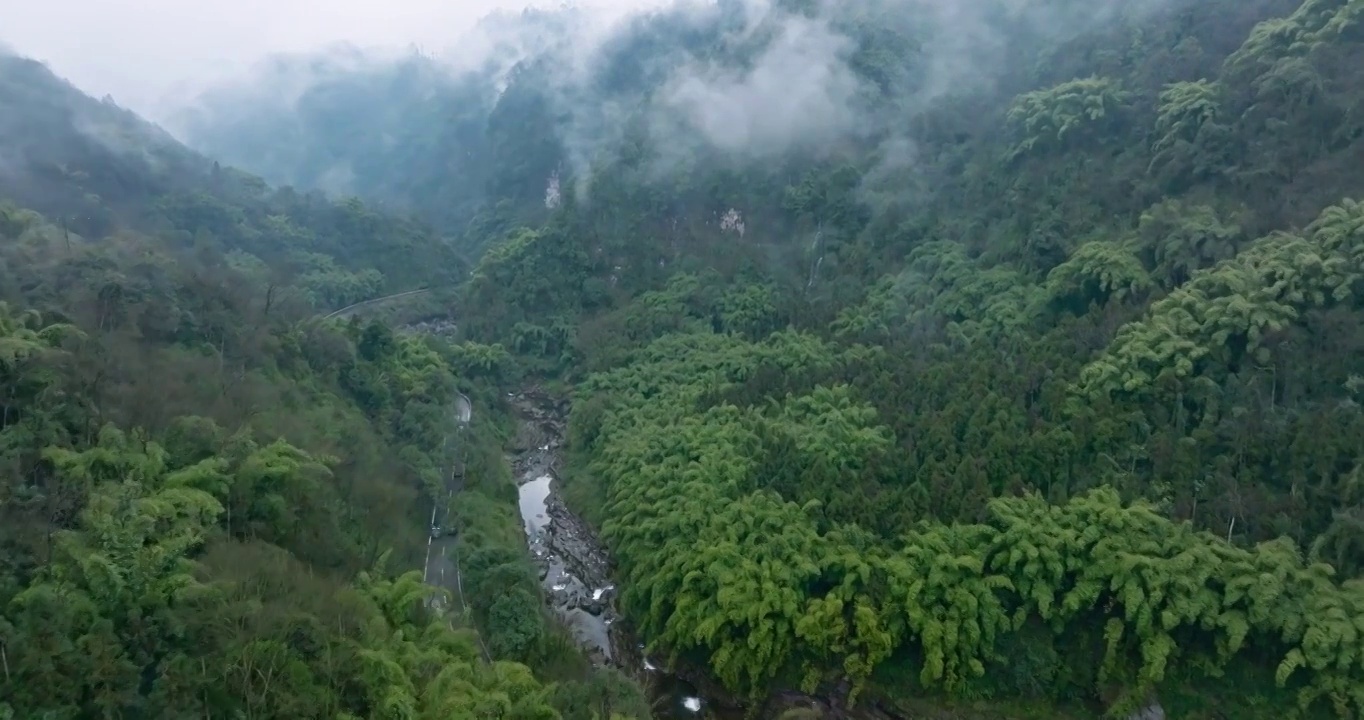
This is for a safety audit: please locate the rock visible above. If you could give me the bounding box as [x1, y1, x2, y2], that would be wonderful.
[1124, 696, 1165, 720]
[399, 319, 459, 339]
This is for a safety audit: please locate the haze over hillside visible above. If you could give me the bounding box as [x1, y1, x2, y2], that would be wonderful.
[1, 0, 663, 121]
[175, 0, 1243, 247]
[4, 0, 1364, 719]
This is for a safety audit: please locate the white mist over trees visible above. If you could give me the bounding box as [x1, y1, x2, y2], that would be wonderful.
[5, 0, 1364, 717]
[173, 0, 1207, 245]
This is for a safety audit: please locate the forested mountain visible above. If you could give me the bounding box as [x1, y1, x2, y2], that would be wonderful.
[8, 0, 1364, 717]
[185, 0, 1364, 716]
[0, 49, 647, 719]
[175, 48, 497, 235]
[176, 8, 590, 245]
[0, 50, 468, 304]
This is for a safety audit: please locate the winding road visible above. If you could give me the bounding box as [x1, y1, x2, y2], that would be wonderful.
[420, 391, 484, 656]
[322, 288, 433, 320]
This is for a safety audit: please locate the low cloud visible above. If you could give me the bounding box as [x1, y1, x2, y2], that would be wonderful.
[0, 0, 662, 124]
[36, 0, 1186, 208]
[659, 15, 864, 158]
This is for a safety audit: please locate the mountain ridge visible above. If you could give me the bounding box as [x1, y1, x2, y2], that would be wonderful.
[6, 0, 1364, 716]
[2, 39, 654, 720]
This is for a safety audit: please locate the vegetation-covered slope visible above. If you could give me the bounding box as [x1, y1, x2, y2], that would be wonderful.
[0, 51, 468, 303]
[176, 47, 499, 236]
[176, 7, 593, 247]
[0, 53, 647, 720]
[98, 0, 1364, 716]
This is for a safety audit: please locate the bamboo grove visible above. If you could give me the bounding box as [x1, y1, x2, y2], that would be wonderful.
[6, 0, 1364, 716]
[568, 217, 1364, 715]
[519, 1, 1364, 716]
[0, 254, 620, 718]
[0, 58, 648, 714]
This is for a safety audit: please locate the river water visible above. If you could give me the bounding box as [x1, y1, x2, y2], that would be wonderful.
[507, 389, 727, 719]
[505, 390, 922, 720]
[394, 320, 719, 715]
[395, 318, 1147, 720]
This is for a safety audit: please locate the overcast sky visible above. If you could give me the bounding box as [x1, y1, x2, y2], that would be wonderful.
[0, 0, 658, 120]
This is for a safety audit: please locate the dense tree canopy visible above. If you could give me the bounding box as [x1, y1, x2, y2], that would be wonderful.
[0, 51, 644, 719]
[7, 0, 1364, 717]
[394, 0, 1362, 716]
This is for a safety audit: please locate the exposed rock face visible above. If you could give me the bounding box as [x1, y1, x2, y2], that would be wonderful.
[1127, 700, 1166, 720]
[400, 318, 459, 339]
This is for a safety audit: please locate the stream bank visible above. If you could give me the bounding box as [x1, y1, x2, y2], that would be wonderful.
[505, 388, 914, 720]
[392, 320, 874, 718]
[500, 388, 1172, 720]
[507, 388, 730, 719]
[401, 325, 1160, 720]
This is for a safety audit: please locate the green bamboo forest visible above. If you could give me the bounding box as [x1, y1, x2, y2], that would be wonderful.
[4, 0, 1364, 717]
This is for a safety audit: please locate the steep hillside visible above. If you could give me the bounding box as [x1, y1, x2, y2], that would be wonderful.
[174, 0, 1364, 716]
[0, 52, 648, 720]
[177, 48, 497, 234]
[0, 53, 205, 235]
[0, 51, 467, 302]
[176, 8, 591, 244]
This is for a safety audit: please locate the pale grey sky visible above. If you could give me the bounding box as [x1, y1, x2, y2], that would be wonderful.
[0, 0, 660, 119]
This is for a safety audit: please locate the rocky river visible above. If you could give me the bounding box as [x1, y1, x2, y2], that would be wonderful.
[398, 320, 1162, 720]
[503, 389, 923, 720]
[506, 387, 727, 719]
[395, 321, 798, 716]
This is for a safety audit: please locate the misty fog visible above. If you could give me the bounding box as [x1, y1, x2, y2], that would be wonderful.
[149, 0, 1182, 210]
[4, 0, 1361, 717]
[0, 0, 663, 122]
[5, 0, 1175, 143]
